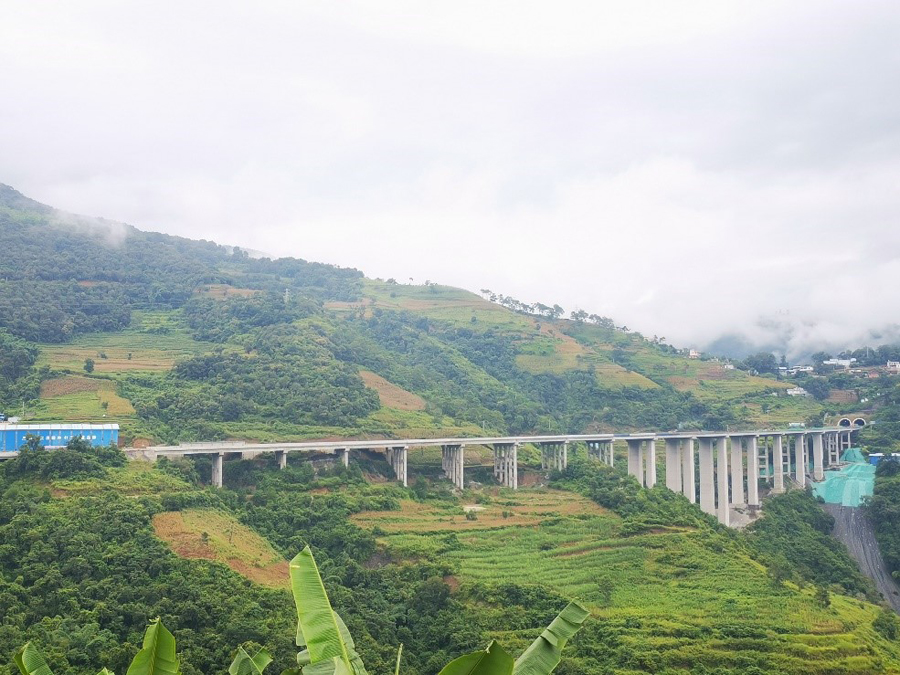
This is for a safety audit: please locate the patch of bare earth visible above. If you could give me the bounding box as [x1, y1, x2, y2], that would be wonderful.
[359, 370, 426, 410]
[41, 376, 103, 397]
[152, 511, 289, 588]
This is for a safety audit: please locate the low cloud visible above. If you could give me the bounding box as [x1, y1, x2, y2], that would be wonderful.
[1, 1, 898, 360]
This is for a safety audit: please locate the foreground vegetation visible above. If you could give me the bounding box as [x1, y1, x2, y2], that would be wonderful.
[3, 438, 900, 674]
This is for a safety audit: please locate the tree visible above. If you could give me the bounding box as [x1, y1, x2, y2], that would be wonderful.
[570, 310, 588, 323]
[744, 352, 778, 375]
[83, 358, 95, 374]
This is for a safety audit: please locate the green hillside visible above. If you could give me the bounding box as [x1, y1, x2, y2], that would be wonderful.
[0, 184, 820, 444]
[2, 444, 899, 674]
[2, 185, 900, 674]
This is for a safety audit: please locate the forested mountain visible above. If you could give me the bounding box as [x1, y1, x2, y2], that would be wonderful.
[1, 183, 837, 442]
[2, 185, 900, 675]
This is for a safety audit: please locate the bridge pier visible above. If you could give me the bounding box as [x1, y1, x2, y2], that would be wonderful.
[386, 446, 408, 487]
[681, 438, 696, 503]
[729, 437, 745, 506]
[626, 440, 644, 486]
[773, 435, 785, 493]
[714, 437, 730, 526]
[747, 436, 760, 507]
[812, 433, 824, 480]
[276, 450, 287, 470]
[541, 442, 567, 472]
[442, 444, 464, 490]
[212, 452, 224, 488]
[760, 436, 771, 488]
[645, 439, 657, 488]
[698, 438, 715, 516]
[794, 434, 806, 487]
[665, 439, 681, 492]
[340, 448, 349, 468]
[827, 432, 839, 465]
[493, 443, 518, 489]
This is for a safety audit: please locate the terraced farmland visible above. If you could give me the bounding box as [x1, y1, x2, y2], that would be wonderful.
[354, 486, 900, 673]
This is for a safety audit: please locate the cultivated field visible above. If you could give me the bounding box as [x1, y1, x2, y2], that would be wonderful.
[351, 488, 608, 532]
[353, 485, 899, 672]
[37, 310, 213, 373]
[32, 375, 135, 421]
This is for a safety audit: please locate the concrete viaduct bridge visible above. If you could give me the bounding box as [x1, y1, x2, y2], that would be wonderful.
[135, 426, 859, 527]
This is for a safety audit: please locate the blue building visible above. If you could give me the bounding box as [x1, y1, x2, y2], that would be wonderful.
[0, 423, 119, 453]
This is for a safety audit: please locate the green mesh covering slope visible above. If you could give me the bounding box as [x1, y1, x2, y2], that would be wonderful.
[841, 448, 867, 463]
[813, 449, 874, 507]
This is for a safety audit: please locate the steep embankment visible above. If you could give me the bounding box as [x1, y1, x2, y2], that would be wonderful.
[824, 503, 900, 612]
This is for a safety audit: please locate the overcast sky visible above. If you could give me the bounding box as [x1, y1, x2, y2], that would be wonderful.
[2, 1, 899, 358]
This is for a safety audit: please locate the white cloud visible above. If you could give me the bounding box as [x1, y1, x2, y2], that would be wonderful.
[1, 0, 899, 360]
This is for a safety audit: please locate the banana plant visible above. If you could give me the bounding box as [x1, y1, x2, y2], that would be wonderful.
[229, 646, 272, 675]
[434, 601, 589, 675]
[286, 546, 368, 675]
[15, 548, 589, 675]
[14, 619, 179, 675]
[288, 546, 588, 675]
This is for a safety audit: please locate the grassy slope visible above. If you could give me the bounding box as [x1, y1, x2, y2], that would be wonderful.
[40, 450, 900, 673]
[28, 280, 822, 439]
[352, 487, 900, 673]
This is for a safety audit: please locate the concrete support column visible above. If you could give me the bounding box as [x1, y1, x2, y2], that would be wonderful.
[607, 440, 614, 467]
[562, 442, 568, 470]
[387, 446, 407, 487]
[729, 437, 745, 505]
[747, 436, 760, 507]
[211, 452, 224, 488]
[276, 450, 287, 470]
[442, 445, 464, 489]
[716, 437, 730, 526]
[698, 439, 715, 515]
[645, 439, 657, 488]
[681, 438, 696, 503]
[794, 435, 806, 487]
[627, 440, 643, 486]
[773, 435, 785, 493]
[763, 436, 771, 485]
[665, 439, 682, 492]
[493, 444, 518, 489]
[812, 433, 824, 481]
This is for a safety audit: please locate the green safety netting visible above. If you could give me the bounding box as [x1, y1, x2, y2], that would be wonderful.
[812, 448, 873, 507]
[841, 448, 867, 463]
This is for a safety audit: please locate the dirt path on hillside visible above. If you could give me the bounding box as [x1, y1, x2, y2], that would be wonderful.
[823, 503, 900, 612]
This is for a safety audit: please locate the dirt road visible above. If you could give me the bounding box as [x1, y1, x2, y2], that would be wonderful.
[824, 503, 900, 612]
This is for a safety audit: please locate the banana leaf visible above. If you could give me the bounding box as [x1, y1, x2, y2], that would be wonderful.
[229, 646, 272, 675]
[300, 658, 352, 675]
[437, 641, 513, 675]
[290, 547, 351, 668]
[14, 643, 54, 675]
[125, 618, 180, 675]
[512, 602, 589, 675]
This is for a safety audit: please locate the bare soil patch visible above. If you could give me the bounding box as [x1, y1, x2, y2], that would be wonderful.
[152, 510, 288, 588]
[359, 370, 426, 411]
